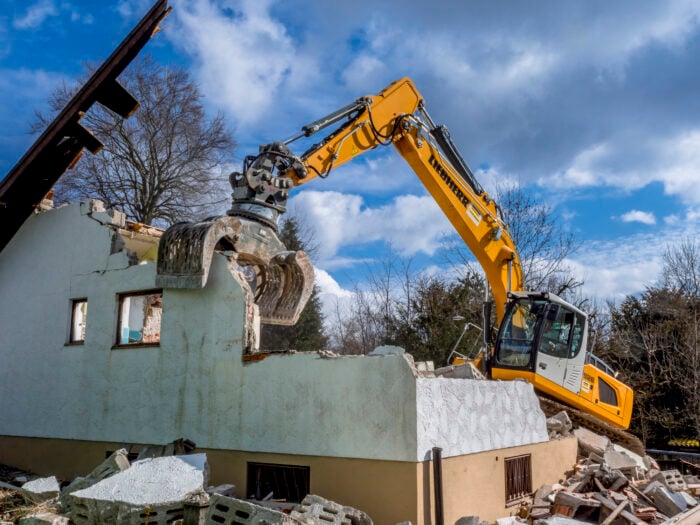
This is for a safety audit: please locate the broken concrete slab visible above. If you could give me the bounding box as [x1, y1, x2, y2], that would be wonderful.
[553, 491, 600, 519]
[611, 444, 647, 471]
[291, 494, 373, 525]
[22, 476, 60, 504]
[434, 362, 485, 380]
[643, 481, 687, 518]
[573, 427, 611, 457]
[205, 484, 236, 497]
[603, 449, 638, 471]
[454, 517, 484, 525]
[205, 494, 296, 525]
[61, 448, 130, 505]
[546, 411, 572, 437]
[69, 454, 208, 525]
[660, 503, 700, 524]
[18, 513, 69, 525]
[678, 490, 699, 508]
[533, 517, 590, 525]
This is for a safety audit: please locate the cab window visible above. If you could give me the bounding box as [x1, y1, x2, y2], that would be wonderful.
[496, 300, 546, 367]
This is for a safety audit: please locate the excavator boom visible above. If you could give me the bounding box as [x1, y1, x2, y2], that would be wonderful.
[180, 76, 635, 434]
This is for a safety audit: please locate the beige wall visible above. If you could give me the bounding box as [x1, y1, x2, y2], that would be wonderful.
[0, 435, 577, 525]
[417, 436, 578, 524]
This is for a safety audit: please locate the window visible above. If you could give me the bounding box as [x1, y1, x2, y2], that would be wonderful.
[496, 299, 547, 367]
[505, 454, 532, 504]
[69, 299, 88, 343]
[116, 290, 163, 346]
[538, 307, 574, 358]
[598, 378, 618, 407]
[246, 462, 310, 503]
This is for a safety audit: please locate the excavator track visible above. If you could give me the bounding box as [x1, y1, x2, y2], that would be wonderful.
[537, 395, 646, 457]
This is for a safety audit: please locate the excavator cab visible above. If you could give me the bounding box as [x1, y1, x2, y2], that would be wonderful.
[491, 292, 633, 430]
[494, 294, 586, 371]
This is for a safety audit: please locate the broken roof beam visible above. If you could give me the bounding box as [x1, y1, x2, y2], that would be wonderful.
[0, 0, 170, 253]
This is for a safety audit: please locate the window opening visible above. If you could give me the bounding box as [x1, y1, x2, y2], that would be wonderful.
[505, 454, 532, 504]
[246, 462, 310, 503]
[496, 299, 546, 367]
[117, 290, 162, 346]
[538, 307, 574, 358]
[69, 299, 88, 343]
[598, 377, 618, 407]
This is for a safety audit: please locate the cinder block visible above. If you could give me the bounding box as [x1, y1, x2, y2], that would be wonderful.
[644, 481, 687, 518]
[205, 494, 294, 525]
[290, 494, 372, 525]
[651, 469, 688, 492]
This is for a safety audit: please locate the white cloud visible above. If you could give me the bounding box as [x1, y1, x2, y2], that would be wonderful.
[288, 190, 452, 265]
[341, 54, 385, 91]
[658, 130, 700, 204]
[13, 0, 58, 30]
[620, 210, 656, 225]
[541, 143, 609, 189]
[173, 0, 306, 125]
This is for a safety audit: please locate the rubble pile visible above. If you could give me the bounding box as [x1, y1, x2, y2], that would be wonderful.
[512, 415, 700, 525]
[0, 448, 373, 525]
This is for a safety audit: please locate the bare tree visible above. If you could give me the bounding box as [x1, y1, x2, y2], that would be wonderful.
[663, 239, 700, 297]
[34, 56, 235, 226]
[496, 184, 581, 297]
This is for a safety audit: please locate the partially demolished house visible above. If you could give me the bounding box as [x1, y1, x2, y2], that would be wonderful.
[0, 199, 578, 524]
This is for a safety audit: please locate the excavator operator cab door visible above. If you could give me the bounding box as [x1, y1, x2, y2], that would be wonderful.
[494, 298, 546, 370]
[535, 303, 587, 394]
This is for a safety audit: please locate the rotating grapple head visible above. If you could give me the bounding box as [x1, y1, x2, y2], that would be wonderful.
[155, 143, 313, 326]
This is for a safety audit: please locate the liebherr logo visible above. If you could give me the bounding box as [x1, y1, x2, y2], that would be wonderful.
[429, 154, 469, 208]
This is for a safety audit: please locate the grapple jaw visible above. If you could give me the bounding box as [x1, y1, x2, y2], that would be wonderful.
[156, 215, 314, 326]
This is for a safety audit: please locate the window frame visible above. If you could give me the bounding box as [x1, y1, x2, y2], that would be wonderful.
[114, 289, 163, 349]
[67, 297, 88, 345]
[504, 454, 532, 505]
[246, 462, 310, 503]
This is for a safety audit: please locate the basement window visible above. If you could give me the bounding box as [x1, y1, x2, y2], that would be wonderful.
[68, 298, 88, 344]
[116, 290, 163, 346]
[246, 462, 310, 503]
[505, 454, 532, 505]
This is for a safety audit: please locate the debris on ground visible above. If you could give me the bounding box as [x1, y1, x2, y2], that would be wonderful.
[507, 416, 700, 525]
[0, 445, 375, 525]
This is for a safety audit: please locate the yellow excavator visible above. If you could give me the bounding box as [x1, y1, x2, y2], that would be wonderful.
[159, 77, 637, 449]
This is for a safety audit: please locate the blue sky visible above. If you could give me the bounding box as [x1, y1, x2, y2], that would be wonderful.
[2, 0, 700, 311]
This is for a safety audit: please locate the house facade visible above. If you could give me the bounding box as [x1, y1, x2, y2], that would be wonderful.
[0, 200, 577, 524]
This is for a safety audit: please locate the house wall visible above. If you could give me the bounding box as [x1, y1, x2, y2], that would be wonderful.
[0, 201, 575, 524]
[416, 436, 579, 524]
[0, 434, 577, 525]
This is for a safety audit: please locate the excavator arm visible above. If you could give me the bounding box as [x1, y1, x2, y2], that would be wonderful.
[227, 78, 523, 321]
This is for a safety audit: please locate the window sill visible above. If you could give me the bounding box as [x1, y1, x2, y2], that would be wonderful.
[64, 341, 85, 346]
[112, 343, 160, 350]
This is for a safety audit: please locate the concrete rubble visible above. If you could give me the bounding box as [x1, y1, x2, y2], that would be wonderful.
[0, 450, 375, 525]
[511, 420, 700, 525]
[20, 478, 60, 505]
[68, 453, 209, 524]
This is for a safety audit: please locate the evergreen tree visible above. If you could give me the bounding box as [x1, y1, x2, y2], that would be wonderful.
[260, 217, 328, 351]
